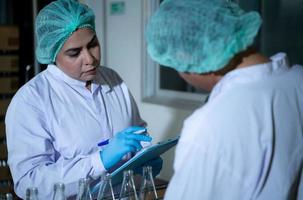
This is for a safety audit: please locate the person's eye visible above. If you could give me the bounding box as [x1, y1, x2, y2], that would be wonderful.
[67, 51, 80, 57]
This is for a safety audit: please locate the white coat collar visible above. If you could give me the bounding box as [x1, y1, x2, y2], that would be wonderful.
[210, 52, 290, 100]
[46, 64, 101, 94]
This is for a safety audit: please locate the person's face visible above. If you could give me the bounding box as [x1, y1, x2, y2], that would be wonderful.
[179, 72, 221, 92]
[55, 28, 101, 82]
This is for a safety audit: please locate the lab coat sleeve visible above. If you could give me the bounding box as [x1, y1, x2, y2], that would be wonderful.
[5, 92, 106, 199]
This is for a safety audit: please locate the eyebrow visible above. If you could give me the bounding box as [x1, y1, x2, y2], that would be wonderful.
[64, 35, 97, 54]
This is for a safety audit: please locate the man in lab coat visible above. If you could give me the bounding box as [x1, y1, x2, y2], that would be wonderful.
[146, 0, 303, 199]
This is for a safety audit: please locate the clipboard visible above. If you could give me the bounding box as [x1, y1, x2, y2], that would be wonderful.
[91, 136, 179, 194]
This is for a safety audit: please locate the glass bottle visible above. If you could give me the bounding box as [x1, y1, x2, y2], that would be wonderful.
[119, 170, 138, 200]
[5, 193, 13, 200]
[97, 174, 115, 200]
[139, 166, 158, 200]
[53, 183, 67, 200]
[76, 178, 92, 200]
[26, 187, 39, 200]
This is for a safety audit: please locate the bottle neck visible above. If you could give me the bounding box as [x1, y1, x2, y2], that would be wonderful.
[53, 183, 66, 199]
[76, 178, 92, 200]
[26, 187, 39, 200]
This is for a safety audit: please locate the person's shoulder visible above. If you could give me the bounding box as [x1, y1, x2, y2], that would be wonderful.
[185, 85, 253, 128]
[96, 66, 124, 87]
[11, 71, 48, 104]
[290, 64, 303, 75]
[99, 66, 121, 78]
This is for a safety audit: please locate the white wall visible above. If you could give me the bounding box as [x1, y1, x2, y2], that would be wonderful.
[85, 0, 194, 181]
[84, 0, 106, 66]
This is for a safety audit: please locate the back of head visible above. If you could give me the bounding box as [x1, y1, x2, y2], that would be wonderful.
[146, 0, 262, 73]
[35, 0, 95, 64]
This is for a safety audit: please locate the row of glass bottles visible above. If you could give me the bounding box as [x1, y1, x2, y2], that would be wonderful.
[117, 166, 158, 200]
[25, 178, 92, 200]
[0, 193, 13, 200]
[94, 166, 159, 200]
[25, 166, 158, 200]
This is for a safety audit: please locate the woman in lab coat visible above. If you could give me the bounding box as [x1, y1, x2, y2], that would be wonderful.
[5, 0, 162, 199]
[146, 0, 303, 199]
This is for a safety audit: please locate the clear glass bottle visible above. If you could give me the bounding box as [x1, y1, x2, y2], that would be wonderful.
[26, 187, 39, 200]
[5, 193, 13, 200]
[139, 166, 158, 200]
[119, 170, 138, 200]
[53, 183, 67, 200]
[76, 178, 92, 200]
[97, 174, 115, 200]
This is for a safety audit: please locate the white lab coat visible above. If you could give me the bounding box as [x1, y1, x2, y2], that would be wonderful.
[165, 53, 303, 200]
[5, 65, 146, 199]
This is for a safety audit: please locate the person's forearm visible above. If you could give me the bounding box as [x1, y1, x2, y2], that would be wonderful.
[12, 152, 106, 199]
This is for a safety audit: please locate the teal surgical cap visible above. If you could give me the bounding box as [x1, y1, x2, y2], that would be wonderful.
[146, 0, 262, 73]
[35, 0, 95, 64]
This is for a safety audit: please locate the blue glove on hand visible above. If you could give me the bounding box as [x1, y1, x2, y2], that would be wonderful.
[100, 126, 152, 170]
[134, 156, 163, 177]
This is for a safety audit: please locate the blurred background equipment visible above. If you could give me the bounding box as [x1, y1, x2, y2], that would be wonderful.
[0, 0, 54, 198]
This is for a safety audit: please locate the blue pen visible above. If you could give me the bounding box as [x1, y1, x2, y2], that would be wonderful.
[97, 139, 109, 147]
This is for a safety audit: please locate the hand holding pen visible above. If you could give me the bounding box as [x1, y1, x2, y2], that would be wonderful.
[97, 127, 149, 147]
[99, 126, 152, 170]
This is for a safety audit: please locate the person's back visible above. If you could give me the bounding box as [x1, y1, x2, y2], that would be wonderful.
[207, 53, 303, 199]
[145, 0, 303, 198]
[253, 61, 303, 199]
[163, 53, 303, 199]
[264, 63, 303, 198]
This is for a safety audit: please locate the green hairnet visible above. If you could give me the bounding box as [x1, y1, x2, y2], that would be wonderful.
[146, 0, 262, 73]
[35, 0, 95, 64]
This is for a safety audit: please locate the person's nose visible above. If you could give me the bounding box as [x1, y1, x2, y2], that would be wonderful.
[83, 48, 94, 65]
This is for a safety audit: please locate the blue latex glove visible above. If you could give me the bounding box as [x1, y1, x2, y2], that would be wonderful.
[100, 126, 152, 170]
[134, 156, 163, 177]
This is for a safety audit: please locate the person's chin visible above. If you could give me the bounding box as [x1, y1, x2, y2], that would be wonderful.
[80, 74, 95, 82]
[86, 75, 96, 81]
[84, 70, 97, 79]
